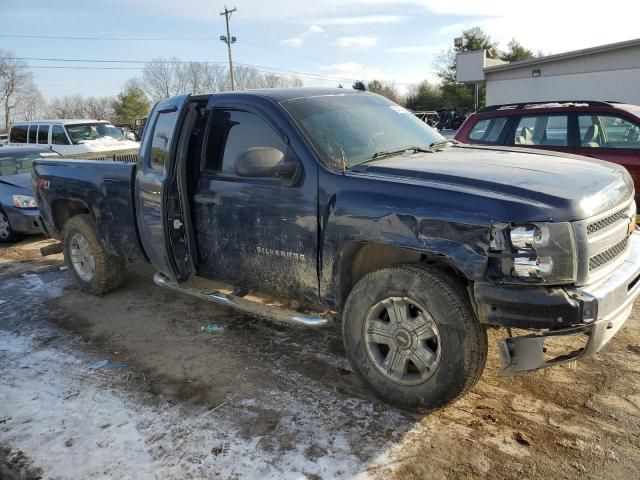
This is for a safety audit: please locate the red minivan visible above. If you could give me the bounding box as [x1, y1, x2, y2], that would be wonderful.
[455, 101, 640, 207]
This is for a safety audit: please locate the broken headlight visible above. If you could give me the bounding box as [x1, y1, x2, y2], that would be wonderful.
[498, 222, 577, 284]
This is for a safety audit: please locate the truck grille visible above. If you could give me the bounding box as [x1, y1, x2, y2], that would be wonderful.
[576, 200, 635, 281]
[586, 206, 629, 235]
[589, 236, 629, 271]
[64, 150, 138, 163]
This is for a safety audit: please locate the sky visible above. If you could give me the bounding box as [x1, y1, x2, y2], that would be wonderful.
[2, 0, 640, 100]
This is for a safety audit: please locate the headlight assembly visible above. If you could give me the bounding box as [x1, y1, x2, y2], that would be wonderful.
[500, 222, 577, 284]
[13, 195, 38, 209]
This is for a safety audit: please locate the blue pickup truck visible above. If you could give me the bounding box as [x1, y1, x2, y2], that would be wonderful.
[33, 89, 640, 410]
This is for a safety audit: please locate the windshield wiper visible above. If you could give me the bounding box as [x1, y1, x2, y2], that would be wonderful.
[348, 146, 431, 169]
[429, 139, 459, 149]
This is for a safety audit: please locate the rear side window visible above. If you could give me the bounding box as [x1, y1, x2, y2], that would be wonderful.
[37, 125, 49, 144]
[149, 111, 179, 171]
[203, 109, 286, 174]
[578, 114, 640, 149]
[51, 125, 70, 145]
[28, 125, 37, 144]
[468, 117, 507, 143]
[9, 125, 28, 143]
[511, 114, 568, 146]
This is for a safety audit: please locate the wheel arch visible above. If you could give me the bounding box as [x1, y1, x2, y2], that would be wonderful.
[331, 241, 470, 312]
[51, 199, 91, 232]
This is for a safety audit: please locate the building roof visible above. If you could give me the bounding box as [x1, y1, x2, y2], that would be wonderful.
[485, 37, 640, 73]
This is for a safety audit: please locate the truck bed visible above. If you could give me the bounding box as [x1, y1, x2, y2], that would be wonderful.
[32, 159, 145, 261]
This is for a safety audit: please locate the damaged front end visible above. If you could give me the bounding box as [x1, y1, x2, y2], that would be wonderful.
[476, 202, 640, 376]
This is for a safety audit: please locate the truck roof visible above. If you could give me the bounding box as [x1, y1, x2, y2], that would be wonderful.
[216, 87, 367, 102]
[11, 119, 111, 126]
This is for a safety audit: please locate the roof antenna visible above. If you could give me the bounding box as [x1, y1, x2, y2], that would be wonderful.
[340, 149, 348, 173]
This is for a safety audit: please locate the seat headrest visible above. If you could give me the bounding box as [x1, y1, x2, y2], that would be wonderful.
[584, 124, 599, 143]
[521, 127, 533, 140]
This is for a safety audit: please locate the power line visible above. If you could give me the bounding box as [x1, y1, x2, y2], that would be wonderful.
[2, 56, 414, 85]
[1, 56, 370, 83]
[20, 63, 364, 84]
[0, 33, 216, 41]
[1, 56, 227, 65]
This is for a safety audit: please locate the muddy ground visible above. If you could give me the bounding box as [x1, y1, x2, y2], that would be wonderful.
[1, 236, 639, 479]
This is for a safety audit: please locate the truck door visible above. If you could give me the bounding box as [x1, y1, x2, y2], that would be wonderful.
[191, 100, 318, 304]
[135, 95, 191, 280]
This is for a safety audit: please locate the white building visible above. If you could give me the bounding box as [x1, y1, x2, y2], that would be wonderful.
[456, 38, 640, 107]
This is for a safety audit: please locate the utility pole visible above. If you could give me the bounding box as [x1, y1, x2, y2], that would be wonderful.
[219, 6, 237, 91]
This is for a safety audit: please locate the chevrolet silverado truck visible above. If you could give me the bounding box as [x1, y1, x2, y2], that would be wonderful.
[33, 89, 640, 410]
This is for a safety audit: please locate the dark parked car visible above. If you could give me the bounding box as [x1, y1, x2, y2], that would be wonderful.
[0, 146, 59, 241]
[34, 89, 640, 411]
[455, 101, 640, 207]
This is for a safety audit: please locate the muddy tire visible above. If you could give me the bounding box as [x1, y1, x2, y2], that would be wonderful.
[342, 264, 487, 411]
[0, 210, 23, 243]
[63, 214, 125, 295]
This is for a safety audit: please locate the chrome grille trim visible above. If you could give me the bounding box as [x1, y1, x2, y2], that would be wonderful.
[587, 206, 630, 236]
[589, 237, 629, 271]
[573, 199, 634, 285]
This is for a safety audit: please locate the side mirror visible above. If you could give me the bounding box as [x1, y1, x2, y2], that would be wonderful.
[235, 147, 298, 179]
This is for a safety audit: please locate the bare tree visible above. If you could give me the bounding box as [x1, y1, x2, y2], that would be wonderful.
[47, 95, 86, 118]
[142, 58, 183, 101]
[0, 50, 33, 129]
[234, 65, 264, 90]
[84, 96, 114, 120]
[138, 60, 304, 100]
[18, 84, 45, 121]
[200, 64, 229, 93]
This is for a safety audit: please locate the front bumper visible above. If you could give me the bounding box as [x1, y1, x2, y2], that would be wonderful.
[476, 232, 640, 375]
[4, 206, 42, 235]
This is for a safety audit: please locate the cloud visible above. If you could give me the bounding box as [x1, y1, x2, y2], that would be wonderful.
[280, 37, 303, 48]
[310, 15, 407, 26]
[430, 1, 640, 52]
[333, 36, 378, 51]
[385, 44, 448, 54]
[279, 24, 325, 48]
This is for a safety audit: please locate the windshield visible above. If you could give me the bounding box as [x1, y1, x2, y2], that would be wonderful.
[0, 151, 56, 177]
[65, 122, 125, 144]
[282, 93, 444, 169]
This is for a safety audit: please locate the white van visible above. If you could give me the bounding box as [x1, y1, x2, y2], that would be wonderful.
[8, 120, 139, 157]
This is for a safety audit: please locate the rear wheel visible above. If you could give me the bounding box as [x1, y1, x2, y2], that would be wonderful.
[0, 210, 23, 243]
[342, 264, 487, 411]
[63, 214, 125, 295]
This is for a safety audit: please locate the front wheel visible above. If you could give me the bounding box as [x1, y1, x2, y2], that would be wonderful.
[0, 210, 23, 243]
[63, 214, 125, 295]
[342, 264, 487, 411]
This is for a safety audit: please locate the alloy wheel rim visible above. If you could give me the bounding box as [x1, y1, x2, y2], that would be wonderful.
[363, 296, 441, 385]
[70, 233, 95, 282]
[0, 213, 10, 239]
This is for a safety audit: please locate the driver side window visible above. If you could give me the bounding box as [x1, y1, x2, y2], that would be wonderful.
[203, 109, 287, 174]
[578, 114, 640, 149]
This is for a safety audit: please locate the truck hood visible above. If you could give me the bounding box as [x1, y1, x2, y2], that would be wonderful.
[0, 173, 32, 193]
[352, 146, 634, 220]
[80, 137, 139, 152]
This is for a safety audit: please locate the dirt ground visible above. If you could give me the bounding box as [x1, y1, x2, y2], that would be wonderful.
[1, 236, 640, 479]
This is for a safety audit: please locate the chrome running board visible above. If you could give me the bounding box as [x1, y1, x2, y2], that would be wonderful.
[153, 272, 330, 327]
